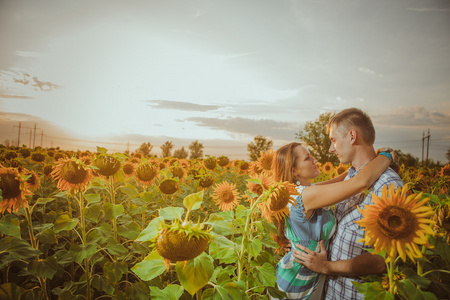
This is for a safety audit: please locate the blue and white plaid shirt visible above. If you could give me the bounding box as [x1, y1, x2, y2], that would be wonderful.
[323, 165, 404, 300]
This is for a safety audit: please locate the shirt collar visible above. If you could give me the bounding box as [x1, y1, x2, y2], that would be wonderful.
[348, 162, 369, 178]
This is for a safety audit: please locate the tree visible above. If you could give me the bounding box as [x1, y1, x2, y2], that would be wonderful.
[189, 140, 204, 159]
[173, 147, 189, 159]
[447, 147, 450, 163]
[160, 141, 174, 158]
[247, 135, 273, 161]
[136, 142, 153, 157]
[295, 112, 339, 165]
[395, 150, 419, 168]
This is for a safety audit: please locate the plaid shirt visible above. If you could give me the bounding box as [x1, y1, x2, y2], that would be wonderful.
[323, 165, 403, 300]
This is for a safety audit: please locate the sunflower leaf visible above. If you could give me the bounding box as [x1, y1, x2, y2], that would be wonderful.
[183, 190, 204, 211]
[176, 252, 214, 295]
[150, 284, 184, 300]
[131, 251, 166, 281]
[159, 207, 185, 221]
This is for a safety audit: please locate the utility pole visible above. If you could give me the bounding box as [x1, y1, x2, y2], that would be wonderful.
[15, 122, 22, 147]
[41, 131, 44, 147]
[29, 129, 32, 148]
[422, 129, 431, 166]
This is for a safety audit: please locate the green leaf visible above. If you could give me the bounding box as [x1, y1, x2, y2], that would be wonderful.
[85, 204, 101, 222]
[35, 197, 56, 205]
[209, 241, 238, 264]
[53, 214, 78, 233]
[267, 286, 287, 300]
[206, 216, 238, 236]
[106, 239, 128, 256]
[247, 238, 262, 258]
[402, 268, 431, 288]
[131, 250, 166, 281]
[117, 222, 141, 240]
[183, 190, 204, 211]
[363, 281, 394, 300]
[5, 237, 42, 260]
[159, 207, 185, 221]
[176, 252, 214, 295]
[91, 276, 114, 295]
[135, 216, 163, 241]
[150, 284, 184, 300]
[120, 183, 140, 198]
[84, 193, 101, 204]
[104, 261, 128, 283]
[124, 282, 150, 300]
[96, 146, 108, 154]
[0, 214, 20, 238]
[254, 263, 277, 287]
[68, 244, 97, 264]
[397, 279, 437, 300]
[36, 228, 58, 244]
[0, 283, 22, 300]
[104, 203, 124, 220]
[27, 256, 58, 279]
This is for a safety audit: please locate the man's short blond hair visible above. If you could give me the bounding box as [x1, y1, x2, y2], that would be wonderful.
[327, 108, 375, 145]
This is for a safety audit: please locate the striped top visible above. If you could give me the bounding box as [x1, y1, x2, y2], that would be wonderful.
[276, 185, 336, 300]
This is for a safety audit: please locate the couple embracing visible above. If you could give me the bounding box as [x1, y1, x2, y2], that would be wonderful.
[271, 108, 404, 300]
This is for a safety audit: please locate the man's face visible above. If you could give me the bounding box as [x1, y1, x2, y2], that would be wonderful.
[328, 124, 353, 164]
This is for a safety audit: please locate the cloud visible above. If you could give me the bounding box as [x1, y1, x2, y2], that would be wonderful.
[359, 67, 383, 77]
[0, 70, 62, 96]
[14, 50, 40, 58]
[187, 116, 297, 140]
[0, 94, 33, 99]
[145, 100, 221, 112]
[372, 106, 450, 128]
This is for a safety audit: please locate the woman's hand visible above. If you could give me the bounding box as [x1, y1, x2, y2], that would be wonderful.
[292, 241, 329, 274]
[376, 147, 400, 173]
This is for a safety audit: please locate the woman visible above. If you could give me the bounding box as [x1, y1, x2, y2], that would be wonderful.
[271, 142, 394, 300]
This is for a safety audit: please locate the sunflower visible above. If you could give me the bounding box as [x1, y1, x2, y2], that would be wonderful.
[336, 163, 348, 175]
[257, 149, 274, 172]
[51, 158, 93, 191]
[122, 161, 136, 178]
[322, 162, 334, 173]
[135, 163, 158, 186]
[0, 165, 31, 213]
[441, 164, 450, 177]
[198, 175, 214, 189]
[355, 183, 435, 262]
[203, 157, 217, 171]
[93, 155, 121, 177]
[246, 171, 274, 202]
[249, 161, 263, 176]
[31, 153, 46, 163]
[24, 170, 40, 191]
[217, 156, 230, 167]
[159, 179, 179, 195]
[238, 161, 250, 174]
[382, 270, 405, 294]
[259, 181, 298, 222]
[170, 166, 185, 180]
[19, 149, 30, 158]
[212, 181, 240, 211]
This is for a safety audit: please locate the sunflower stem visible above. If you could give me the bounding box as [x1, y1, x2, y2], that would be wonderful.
[388, 255, 396, 294]
[416, 245, 427, 291]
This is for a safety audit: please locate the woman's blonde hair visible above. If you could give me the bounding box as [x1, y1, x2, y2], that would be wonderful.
[271, 142, 302, 248]
[272, 142, 302, 183]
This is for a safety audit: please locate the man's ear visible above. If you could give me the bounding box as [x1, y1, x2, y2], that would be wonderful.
[349, 129, 358, 145]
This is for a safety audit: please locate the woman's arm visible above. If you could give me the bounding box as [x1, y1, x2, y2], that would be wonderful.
[301, 154, 391, 212]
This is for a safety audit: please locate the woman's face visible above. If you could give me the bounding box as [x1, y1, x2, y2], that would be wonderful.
[292, 145, 320, 185]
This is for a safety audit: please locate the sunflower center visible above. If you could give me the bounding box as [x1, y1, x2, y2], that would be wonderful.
[269, 187, 290, 211]
[0, 173, 21, 199]
[61, 161, 87, 184]
[220, 191, 234, 203]
[377, 206, 417, 239]
[136, 165, 156, 182]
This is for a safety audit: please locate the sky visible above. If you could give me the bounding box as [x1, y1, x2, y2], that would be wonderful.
[0, 0, 449, 162]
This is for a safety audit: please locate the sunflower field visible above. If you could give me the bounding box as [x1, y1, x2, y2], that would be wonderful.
[0, 146, 449, 300]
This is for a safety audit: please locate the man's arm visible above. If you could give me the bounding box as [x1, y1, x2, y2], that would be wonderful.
[292, 241, 386, 276]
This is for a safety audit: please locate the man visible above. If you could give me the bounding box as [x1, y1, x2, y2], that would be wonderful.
[292, 108, 403, 299]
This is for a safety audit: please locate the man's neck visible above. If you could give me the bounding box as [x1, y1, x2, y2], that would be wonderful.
[351, 146, 377, 170]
